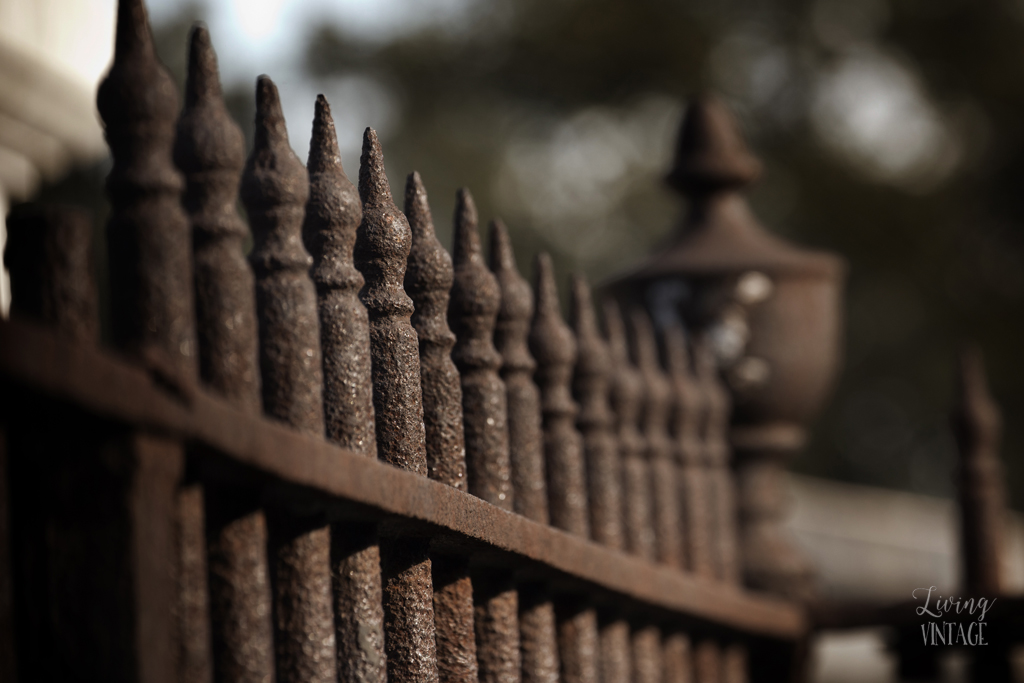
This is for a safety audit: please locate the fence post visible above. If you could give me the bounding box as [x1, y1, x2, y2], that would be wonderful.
[303, 96, 387, 683]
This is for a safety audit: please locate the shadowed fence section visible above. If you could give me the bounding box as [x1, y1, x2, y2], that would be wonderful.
[0, 3, 818, 683]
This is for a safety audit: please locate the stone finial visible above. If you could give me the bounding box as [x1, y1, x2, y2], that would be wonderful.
[175, 24, 260, 412]
[570, 276, 623, 550]
[694, 339, 740, 584]
[98, 0, 196, 379]
[449, 189, 512, 509]
[353, 127, 429, 473]
[242, 75, 323, 435]
[629, 309, 682, 568]
[603, 300, 654, 559]
[304, 95, 377, 456]
[529, 254, 588, 537]
[403, 172, 467, 488]
[663, 324, 713, 577]
[489, 219, 548, 523]
[952, 346, 1007, 595]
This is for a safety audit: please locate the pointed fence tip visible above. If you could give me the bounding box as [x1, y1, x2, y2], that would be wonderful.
[667, 93, 762, 193]
[358, 127, 393, 205]
[533, 252, 560, 316]
[488, 218, 517, 273]
[453, 188, 480, 264]
[307, 94, 342, 173]
[570, 273, 596, 335]
[114, 0, 154, 59]
[185, 23, 220, 107]
[404, 171, 434, 236]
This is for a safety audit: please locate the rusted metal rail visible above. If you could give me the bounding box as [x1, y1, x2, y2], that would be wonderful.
[0, 1, 812, 683]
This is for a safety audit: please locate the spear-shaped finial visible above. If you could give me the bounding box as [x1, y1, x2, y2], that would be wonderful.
[449, 188, 512, 509]
[530, 253, 588, 537]
[629, 308, 682, 568]
[665, 94, 762, 194]
[488, 219, 547, 523]
[358, 127, 395, 207]
[404, 172, 467, 489]
[184, 24, 220, 105]
[570, 275, 623, 549]
[603, 299, 654, 559]
[98, 0, 196, 381]
[304, 95, 377, 458]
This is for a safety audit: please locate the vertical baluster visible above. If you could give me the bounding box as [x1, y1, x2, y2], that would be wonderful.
[632, 626, 662, 683]
[489, 220, 547, 523]
[529, 255, 596, 683]
[663, 632, 693, 683]
[570, 277, 630, 683]
[570, 275, 623, 550]
[98, 3, 208, 681]
[664, 324, 714, 579]
[4, 207, 98, 343]
[951, 348, 1011, 683]
[4, 205, 100, 682]
[603, 301, 654, 559]
[489, 223, 555, 683]
[354, 127, 439, 683]
[693, 641, 721, 683]
[630, 309, 682, 569]
[404, 173, 478, 683]
[175, 26, 273, 683]
[303, 96, 386, 683]
[530, 254, 588, 536]
[450, 189, 513, 508]
[98, 0, 197, 380]
[241, 76, 335, 683]
[694, 341, 739, 584]
[445, 191, 522, 683]
[598, 617, 631, 683]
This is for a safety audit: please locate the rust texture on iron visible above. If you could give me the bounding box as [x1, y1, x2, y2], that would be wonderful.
[241, 76, 335, 683]
[404, 175, 477, 683]
[304, 95, 377, 455]
[380, 540, 440, 683]
[354, 127, 429, 473]
[241, 76, 324, 434]
[722, 644, 748, 683]
[205, 496, 275, 683]
[519, 584, 560, 683]
[694, 640, 722, 683]
[664, 324, 713, 578]
[556, 598, 599, 683]
[4, 206, 98, 343]
[177, 484, 213, 683]
[630, 309, 682, 569]
[449, 189, 512, 509]
[176, 32, 273, 683]
[354, 128, 438, 683]
[302, 96, 387, 683]
[432, 557, 479, 683]
[404, 172, 467, 488]
[662, 633, 692, 683]
[952, 347, 1007, 594]
[174, 24, 259, 412]
[631, 625, 662, 683]
[530, 254, 588, 537]
[570, 275, 623, 550]
[268, 521, 337, 683]
[489, 220, 547, 523]
[604, 300, 654, 559]
[695, 340, 739, 584]
[598, 617, 631, 683]
[332, 525, 387, 683]
[474, 572, 521, 683]
[98, 0, 197, 378]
